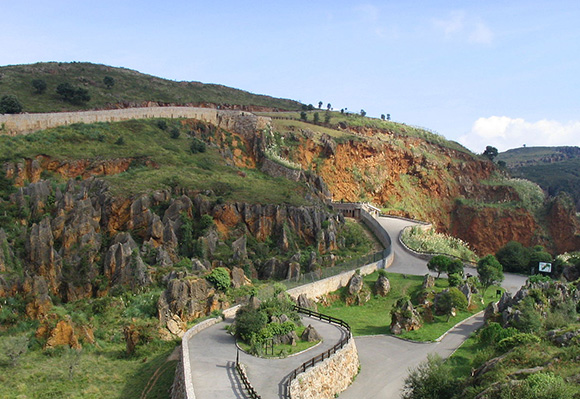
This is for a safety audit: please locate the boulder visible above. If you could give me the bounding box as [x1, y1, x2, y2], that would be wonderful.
[348, 273, 364, 295]
[24, 276, 53, 319]
[274, 330, 299, 346]
[422, 274, 435, 289]
[231, 266, 251, 288]
[301, 324, 322, 342]
[390, 300, 423, 335]
[103, 232, 152, 289]
[296, 293, 317, 311]
[460, 283, 472, 305]
[484, 301, 500, 323]
[45, 319, 81, 350]
[231, 235, 247, 263]
[374, 274, 391, 296]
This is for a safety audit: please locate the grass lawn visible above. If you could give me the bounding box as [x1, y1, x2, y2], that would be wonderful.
[0, 340, 178, 399]
[319, 271, 504, 341]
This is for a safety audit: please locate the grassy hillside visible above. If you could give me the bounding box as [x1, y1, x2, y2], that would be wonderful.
[498, 146, 580, 210]
[0, 62, 303, 113]
[0, 117, 309, 205]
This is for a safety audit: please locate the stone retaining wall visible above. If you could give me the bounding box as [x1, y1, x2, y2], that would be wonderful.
[289, 338, 360, 399]
[0, 106, 270, 137]
[286, 254, 393, 301]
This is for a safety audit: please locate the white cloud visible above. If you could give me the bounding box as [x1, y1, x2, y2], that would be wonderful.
[459, 116, 580, 153]
[433, 11, 465, 36]
[469, 22, 494, 44]
[433, 11, 493, 45]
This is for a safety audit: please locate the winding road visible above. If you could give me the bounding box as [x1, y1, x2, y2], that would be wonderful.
[185, 216, 527, 399]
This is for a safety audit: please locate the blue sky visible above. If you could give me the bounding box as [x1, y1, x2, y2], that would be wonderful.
[1, 1, 579, 152]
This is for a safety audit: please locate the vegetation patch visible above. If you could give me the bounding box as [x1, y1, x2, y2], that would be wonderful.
[401, 226, 478, 262]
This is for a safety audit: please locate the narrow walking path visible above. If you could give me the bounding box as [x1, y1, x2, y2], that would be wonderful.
[188, 315, 347, 399]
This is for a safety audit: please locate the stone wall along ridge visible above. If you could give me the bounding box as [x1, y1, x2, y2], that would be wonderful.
[0, 106, 271, 137]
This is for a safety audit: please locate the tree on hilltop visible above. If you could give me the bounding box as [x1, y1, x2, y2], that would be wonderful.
[483, 145, 498, 161]
[360, 109, 367, 117]
[318, 101, 323, 109]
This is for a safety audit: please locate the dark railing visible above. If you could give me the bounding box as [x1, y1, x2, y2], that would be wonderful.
[287, 306, 352, 386]
[235, 359, 261, 399]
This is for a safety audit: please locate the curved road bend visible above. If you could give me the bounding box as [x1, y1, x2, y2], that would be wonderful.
[188, 216, 527, 399]
[188, 315, 347, 399]
[337, 216, 527, 398]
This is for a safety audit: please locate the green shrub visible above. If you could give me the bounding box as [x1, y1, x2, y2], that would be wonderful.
[478, 322, 519, 346]
[170, 127, 180, 139]
[190, 138, 206, 154]
[448, 273, 463, 287]
[522, 372, 573, 399]
[496, 241, 531, 274]
[497, 332, 540, 352]
[206, 267, 231, 291]
[156, 120, 168, 130]
[402, 354, 460, 399]
[234, 306, 268, 342]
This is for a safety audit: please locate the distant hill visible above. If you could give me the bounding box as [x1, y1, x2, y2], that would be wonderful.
[497, 146, 580, 210]
[0, 62, 303, 113]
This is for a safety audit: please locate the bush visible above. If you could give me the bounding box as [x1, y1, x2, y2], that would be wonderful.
[156, 120, 168, 130]
[206, 267, 231, 291]
[510, 297, 542, 333]
[234, 306, 267, 342]
[478, 322, 518, 346]
[0, 95, 23, 114]
[436, 288, 468, 317]
[403, 354, 460, 399]
[190, 138, 206, 154]
[496, 241, 531, 274]
[497, 332, 540, 352]
[427, 255, 451, 278]
[56, 83, 90, 104]
[170, 127, 180, 139]
[522, 372, 574, 399]
[31, 79, 47, 94]
[448, 273, 463, 287]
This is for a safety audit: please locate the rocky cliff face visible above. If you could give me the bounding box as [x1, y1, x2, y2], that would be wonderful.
[0, 173, 342, 306]
[284, 125, 578, 255]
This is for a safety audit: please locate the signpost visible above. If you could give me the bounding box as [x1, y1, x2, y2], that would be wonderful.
[538, 262, 552, 273]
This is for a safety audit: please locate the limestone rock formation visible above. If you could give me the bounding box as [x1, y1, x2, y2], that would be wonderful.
[296, 293, 317, 311]
[157, 277, 229, 335]
[422, 274, 435, 289]
[390, 299, 423, 335]
[374, 274, 391, 296]
[103, 232, 152, 289]
[301, 324, 322, 342]
[347, 273, 363, 295]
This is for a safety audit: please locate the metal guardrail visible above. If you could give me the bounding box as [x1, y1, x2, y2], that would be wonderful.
[286, 306, 352, 387]
[235, 359, 261, 399]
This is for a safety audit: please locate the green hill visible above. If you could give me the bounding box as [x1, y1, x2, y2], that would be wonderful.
[0, 62, 303, 113]
[497, 146, 580, 210]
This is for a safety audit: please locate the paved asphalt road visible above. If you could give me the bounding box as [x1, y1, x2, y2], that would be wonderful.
[187, 216, 528, 399]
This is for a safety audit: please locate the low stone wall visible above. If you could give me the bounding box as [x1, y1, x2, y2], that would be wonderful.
[286, 253, 393, 301]
[0, 106, 270, 137]
[289, 338, 360, 399]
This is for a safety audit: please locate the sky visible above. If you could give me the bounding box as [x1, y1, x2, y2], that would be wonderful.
[1, 0, 579, 153]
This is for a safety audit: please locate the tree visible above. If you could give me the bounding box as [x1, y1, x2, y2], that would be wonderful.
[103, 76, 115, 89]
[324, 111, 331, 124]
[482, 145, 498, 161]
[318, 101, 323, 109]
[0, 95, 23, 114]
[427, 255, 452, 278]
[2, 336, 29, 366]
[387, 114, 391, 120]
[56, 83, 90, 104]
[403, 354, 459, 399]
[477, 254, 504, 291]
[300, 111, 307, 121]
[326, 103, 331, 110]
[340, 109, 344, 114]
[313, 112, 320, 124]
[436, 288, 468, 321]
[31, 79, 47, 94]
[381, 114, 386, 120]
[495, 241, 530, 274]
[360, 109, 367, 117]
[446, 259, 464, 277]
